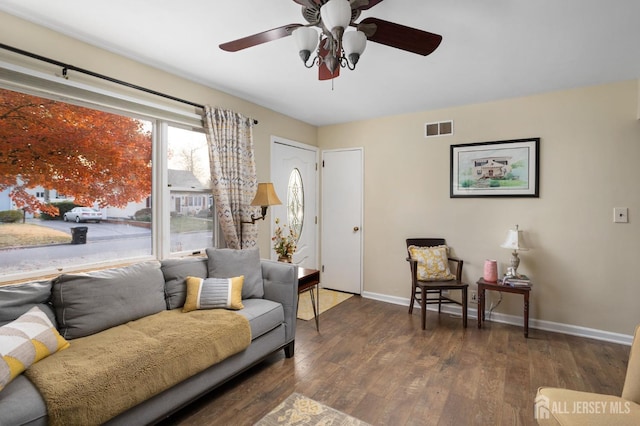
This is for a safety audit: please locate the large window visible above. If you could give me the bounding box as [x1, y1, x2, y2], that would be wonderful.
[0, 86, 215, 281]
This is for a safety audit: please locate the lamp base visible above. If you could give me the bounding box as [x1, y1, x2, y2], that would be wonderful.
[505, 251, 522, 278]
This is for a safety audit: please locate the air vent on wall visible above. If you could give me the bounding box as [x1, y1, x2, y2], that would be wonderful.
[425, 120, 453, 138]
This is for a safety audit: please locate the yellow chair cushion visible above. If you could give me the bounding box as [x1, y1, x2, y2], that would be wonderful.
[408, 245, 456, 281]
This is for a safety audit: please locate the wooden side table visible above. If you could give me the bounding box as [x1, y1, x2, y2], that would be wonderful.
[477, 278, 531, 338]
[298, 267, 320, 331]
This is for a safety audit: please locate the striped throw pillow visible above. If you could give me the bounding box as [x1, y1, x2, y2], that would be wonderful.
[183, 276, 244, 312]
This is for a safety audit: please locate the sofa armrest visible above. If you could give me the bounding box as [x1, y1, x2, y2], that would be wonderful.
[261, 260, 298, 345]
[535, 387, 640, 425]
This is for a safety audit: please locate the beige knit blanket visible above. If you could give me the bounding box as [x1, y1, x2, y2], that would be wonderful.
[25, 309, 251, 426]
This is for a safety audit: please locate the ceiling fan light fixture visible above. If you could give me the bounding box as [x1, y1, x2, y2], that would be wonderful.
[220, 0, 444, 83]
[324, 53, 339, 74]
[320, 0, 352, 33]
[293, 27, 319, 53]
[342, 30, 367, 66]
[293, 26, 319, 66]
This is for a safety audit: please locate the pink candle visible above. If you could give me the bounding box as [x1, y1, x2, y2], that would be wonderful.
[483, 259, 498, 282]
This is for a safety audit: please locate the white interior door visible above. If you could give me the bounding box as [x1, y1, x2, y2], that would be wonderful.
[321, 148, 363, 294]
[271, 138, 318, 269]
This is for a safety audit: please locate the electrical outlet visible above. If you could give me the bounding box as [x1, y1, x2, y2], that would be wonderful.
[471, 291, 477, 302]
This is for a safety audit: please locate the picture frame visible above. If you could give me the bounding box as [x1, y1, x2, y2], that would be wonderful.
[450, 138, 540, 198]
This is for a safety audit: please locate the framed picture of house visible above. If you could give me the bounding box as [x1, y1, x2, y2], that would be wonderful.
[450, 138, 540, 198]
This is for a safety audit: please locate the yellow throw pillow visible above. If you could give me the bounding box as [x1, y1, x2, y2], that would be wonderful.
[183, 276, 244, 312]
[0, 306, 70, 392]
[408, 245, 456, 281]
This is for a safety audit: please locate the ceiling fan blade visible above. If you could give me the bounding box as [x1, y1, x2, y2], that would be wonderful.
[353, 0, 385, 10]
[219, 24, 303, 52]
[358, 17, 442, 56]
[293, 0, 320, 7]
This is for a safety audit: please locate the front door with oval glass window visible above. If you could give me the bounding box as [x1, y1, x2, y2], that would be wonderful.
[271, 139, 318, 269]
[287, 168, 304, 241]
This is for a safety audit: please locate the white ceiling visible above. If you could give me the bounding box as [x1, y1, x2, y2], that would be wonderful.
[1, 0, 639, 127]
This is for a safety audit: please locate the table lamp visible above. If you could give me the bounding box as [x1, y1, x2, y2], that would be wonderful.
[500, 224, 529, 278]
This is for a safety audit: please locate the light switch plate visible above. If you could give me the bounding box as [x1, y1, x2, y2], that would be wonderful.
[614, 207, 628, 223]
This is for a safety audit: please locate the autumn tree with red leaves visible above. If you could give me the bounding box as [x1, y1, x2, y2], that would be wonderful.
[0, 88, 152, 216]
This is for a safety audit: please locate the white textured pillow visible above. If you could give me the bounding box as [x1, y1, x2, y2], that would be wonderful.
[0, 306, 70, 392]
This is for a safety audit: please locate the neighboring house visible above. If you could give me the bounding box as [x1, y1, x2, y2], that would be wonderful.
[106, 170, 211, 219]
[0, 188, 13, 212]
[0, 169, 209, 219]
[472, 156, 512, 179]
[0, 186, 73, 219]
[168, 169, 212, 217]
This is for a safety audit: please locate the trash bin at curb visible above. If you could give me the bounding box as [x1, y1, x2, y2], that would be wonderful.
[70, 226, 88, 244]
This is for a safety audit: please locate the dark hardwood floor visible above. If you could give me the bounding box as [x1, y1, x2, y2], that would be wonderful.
[160, 296, 630, 426]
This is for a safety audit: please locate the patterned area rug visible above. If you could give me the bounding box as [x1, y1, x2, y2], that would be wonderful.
[255, 392, 370, 426]
[297, 289, 353, 321]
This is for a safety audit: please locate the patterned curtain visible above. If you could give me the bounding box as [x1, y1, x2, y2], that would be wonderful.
[203, 106, 258, 249]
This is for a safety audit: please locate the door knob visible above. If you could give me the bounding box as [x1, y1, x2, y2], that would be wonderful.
[353, 226, 360, 232]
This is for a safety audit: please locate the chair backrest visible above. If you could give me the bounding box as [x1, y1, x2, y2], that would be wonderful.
[406, 238, 446, 249]
[622, 324, 640, 403]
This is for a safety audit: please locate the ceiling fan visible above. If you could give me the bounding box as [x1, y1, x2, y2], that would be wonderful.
[219, 0, 442, 80]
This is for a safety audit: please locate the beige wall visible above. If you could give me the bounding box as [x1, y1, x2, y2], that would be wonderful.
[319, 81, 640, 336]
[0, 12, 317, 255]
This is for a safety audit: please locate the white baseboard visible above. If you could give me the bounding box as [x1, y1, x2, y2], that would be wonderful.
[361, 291, 633, 346]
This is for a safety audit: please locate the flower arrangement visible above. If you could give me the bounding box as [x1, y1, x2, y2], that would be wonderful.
[272, 218, 297, 260]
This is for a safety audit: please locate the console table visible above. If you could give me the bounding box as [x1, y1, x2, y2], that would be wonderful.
[477, 278, 531, 338]
[298, 267, 320, 331]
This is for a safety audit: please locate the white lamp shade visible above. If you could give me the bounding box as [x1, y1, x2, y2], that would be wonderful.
[342, 30, 367, 56]
[500, 228, 530, 251]
[293, 27, 318, 52]
[320, 0, 352, 31]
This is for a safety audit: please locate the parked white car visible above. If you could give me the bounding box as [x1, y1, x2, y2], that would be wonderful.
[63, 207, 102, 223]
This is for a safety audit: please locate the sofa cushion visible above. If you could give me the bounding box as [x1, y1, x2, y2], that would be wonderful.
[25, 309, 251, 426]
[408, 245, 456, 281]
[161, 257, 208, 309]
[0, 375, 47, 425]
[52, 261, 166, 339]
[206, 248, 264, 299]
[0, 279, 56, 327]
[183, 276, 244, 312]
[0, 306, 70, 392]
[236, 298, 284, 340]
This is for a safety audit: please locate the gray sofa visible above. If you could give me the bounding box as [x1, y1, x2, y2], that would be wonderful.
[0, 248, 298, 425]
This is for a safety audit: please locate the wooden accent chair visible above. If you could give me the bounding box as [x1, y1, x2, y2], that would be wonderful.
[406, 238, 468, 330]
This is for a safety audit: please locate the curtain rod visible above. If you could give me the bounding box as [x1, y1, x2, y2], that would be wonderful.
[0, 43, 258, 125]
